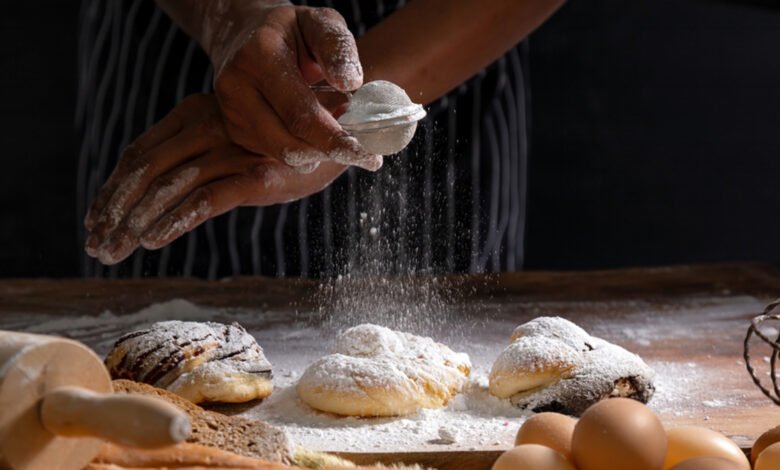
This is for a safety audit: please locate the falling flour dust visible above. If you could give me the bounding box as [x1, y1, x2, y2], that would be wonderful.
[0, 296, 764, 452]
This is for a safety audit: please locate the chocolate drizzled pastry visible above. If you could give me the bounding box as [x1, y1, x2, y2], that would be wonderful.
[489, 316, 655, 416]
[106, 321, 273, 404]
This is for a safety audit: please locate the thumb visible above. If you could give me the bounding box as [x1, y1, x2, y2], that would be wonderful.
[298, 6, 363, 92]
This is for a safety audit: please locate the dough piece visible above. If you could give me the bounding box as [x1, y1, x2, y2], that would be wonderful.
[297, 324, 471, 417]
[490, 316, 654, 416]
[106, 321, 273, 404]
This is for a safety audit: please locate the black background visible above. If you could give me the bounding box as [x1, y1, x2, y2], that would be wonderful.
[525, 0, 780, 269]
[1, 1, 778, 277]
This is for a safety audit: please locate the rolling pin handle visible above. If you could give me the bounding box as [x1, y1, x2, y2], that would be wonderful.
[39, 386, 191, 448]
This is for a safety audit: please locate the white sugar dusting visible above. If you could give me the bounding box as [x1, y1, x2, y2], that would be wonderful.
[297, 324, 470, 415]
[338, 80, 424, 156]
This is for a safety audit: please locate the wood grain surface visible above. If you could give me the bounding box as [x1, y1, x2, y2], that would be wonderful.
[3, 263, 780, 470]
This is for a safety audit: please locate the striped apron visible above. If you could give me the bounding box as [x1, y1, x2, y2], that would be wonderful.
[76, 0, 530, 278]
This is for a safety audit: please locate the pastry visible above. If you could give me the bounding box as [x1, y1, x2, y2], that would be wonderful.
[489, 316, 654, 415]
[112, 379, 291, 463]
[489, 336, 582, 399]
[297, 324, 471, 417]
[105, 321, 273, 404]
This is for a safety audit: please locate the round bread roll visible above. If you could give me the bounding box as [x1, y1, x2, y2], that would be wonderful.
[297, 324, 470, 417]
[491, 316, 655, 415]
[489, 336, 581, 398]
[106, 321, 273, 404]
[297, 355, 423, 417]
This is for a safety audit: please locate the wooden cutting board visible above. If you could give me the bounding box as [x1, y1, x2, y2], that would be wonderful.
[2, 263, 780, 470]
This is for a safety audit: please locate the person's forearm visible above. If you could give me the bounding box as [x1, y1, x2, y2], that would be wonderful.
[358, 0, 564, 105]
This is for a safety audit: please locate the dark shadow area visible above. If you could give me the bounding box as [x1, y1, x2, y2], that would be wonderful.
[0, 4, 78, 276]
[525, 0, 780, 269]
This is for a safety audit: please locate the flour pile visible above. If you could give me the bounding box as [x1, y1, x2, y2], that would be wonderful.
[338, 80, 425, 155]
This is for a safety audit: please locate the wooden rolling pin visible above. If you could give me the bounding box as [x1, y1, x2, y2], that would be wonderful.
[0, 331, 192, 470]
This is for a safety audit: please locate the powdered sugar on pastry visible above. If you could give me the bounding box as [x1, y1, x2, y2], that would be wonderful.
[491, 316, 655, 415]
[509, 337, 654, 414]
[510, 316, 592, 349]
[297, 324, 471, 417]
[105, 321, 273, 404]
[489, 336, 581, 398]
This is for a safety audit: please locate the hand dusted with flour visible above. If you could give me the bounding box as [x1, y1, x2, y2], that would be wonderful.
[156, 0, 380, 170]
[84, 95, 347, 265]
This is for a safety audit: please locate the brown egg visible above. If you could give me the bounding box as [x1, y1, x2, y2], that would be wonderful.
[515, 412, 577, 461]
[663, 426, 750, 470]
[492, 444, 576, 470]
[571, 398, 667, 470]
[755, 441, 780, 470]
[668, 456, 745, 470]
[753, 425, 780, 463]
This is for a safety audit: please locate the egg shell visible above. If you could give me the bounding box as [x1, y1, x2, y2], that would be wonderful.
[753, 425, 780, 463]
[572, 398, 667, 470]
[668, 456, 745, 470]
[755, 441, 780, 470]
[663, 426, 750, 470]
[491, 444, 576, 470]
[515, 412, 577, 461]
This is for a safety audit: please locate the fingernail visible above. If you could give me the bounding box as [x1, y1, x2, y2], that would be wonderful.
[355, 155, 383, 172]
[293, 162, 321, 174]
[85, 233, 101, 251]
[333, 60, 363, 92]
[283, 150, 325, 167]
[140, 233, 163, 251]
[140, 219, 172, 250]
[85, 242, 98, 258]
[96, 233, 133, 265]
[335, 135, 374, 161]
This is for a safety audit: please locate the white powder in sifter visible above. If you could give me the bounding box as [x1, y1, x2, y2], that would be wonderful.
[338, 80, 425, 156]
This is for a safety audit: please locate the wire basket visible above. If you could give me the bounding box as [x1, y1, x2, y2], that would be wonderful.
[744, 299, 780, 405]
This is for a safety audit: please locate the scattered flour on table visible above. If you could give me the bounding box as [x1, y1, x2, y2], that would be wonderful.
[243, 374, 527, 452]
[0, 295, 767, 452]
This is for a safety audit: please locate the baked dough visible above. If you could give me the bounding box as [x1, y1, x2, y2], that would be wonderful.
[490, 316, 654, 415]
[489, 336, 582, 398]
[106, 321, 273, 404]
[297, 324, 471, 417]
[112, 379, 291, 463]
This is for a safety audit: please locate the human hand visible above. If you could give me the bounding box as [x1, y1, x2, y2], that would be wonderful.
[201, 1, 380, 172]
[83, 94, 350, 265]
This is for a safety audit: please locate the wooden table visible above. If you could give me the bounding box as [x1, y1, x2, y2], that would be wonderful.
[3, 263, 780, 469]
